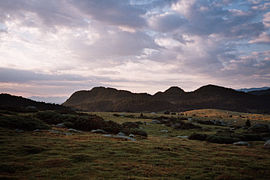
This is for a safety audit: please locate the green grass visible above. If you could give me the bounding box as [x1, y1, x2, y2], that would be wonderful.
[1, 110, 270, 179]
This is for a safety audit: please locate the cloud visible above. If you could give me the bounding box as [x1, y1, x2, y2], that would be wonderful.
[249, 32, 270, 44]
[263, 11, 270, 27]
[0, 67, 88, 83]
[69, 0, 147, 29]
[0, 0, 270, 100]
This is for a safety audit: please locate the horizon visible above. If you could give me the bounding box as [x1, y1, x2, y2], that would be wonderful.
[2, 84, 270, 104]
[1, 0, 270, 103]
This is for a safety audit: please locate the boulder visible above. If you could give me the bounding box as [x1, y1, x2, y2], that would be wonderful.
[160, 129, 169, 133]
[91, 129, 107, 134]
[151, 120, 161, 124]
[129, 134, 135, 138]
[103, 134, 136, 141]
[68, 128, 82, 133]
[117, 132, 126, 136]
[177, 135, 188, 139]
[55, 123, 66, 128]
[233, 141, 250, 146]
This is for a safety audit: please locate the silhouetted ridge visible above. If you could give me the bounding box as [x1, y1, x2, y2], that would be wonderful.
[0, 93, 70, 112]
[63, 85, 270, 113]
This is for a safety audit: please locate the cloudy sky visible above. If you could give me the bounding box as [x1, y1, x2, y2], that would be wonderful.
[0, 0, 270, 103]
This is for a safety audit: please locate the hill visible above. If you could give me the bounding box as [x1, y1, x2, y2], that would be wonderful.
[0, 93, 71, 112]
[248, 88, 270, 96]
[63, 85, 270, 113]
[238, 87, 270, 92]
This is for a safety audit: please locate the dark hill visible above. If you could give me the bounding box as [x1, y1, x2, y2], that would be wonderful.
[63, 85, 270, 113]
[0, 93, 71, 112]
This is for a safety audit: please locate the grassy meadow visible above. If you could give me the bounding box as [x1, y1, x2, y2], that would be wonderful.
[0, 109, 270, 179]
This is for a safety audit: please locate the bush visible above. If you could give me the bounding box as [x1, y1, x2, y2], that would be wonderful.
[36, 111, 63, 124]
[102, 120, 122, 134]
[188, 133, 208, 141]
[206, 135, 239, 144]
[0, 114, 50, 131]
[236, 133, 263, 141]
[122, 122, 140, 129]
[173, 122, 201, 130]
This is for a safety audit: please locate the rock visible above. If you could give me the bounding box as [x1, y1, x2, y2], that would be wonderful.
[151, 120, 161, 124]
[48, 130, 62, 134]
[233, 141, 250, 146]
[117, 132, 126, 136]
[103, 134, 113, 137]
[264, 140, 270, 149]
[103, 134, 136, 141]
[55, 123, 66, 128]
[177, 135, 188, 139]
[64, 132, 73, 136]
[68, 128, 82, 133]
[160, 130, 168, 133]
[249, 124, 270, 133]
[91, 129, 107, 134]
[15, 129, 24, 133]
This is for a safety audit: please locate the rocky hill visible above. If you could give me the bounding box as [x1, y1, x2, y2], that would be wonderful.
[63, 85, 270, 113]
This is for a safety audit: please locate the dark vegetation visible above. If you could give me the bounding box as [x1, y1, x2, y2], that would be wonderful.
[63, 85, 270, 113]
[0, 114, 50, 131]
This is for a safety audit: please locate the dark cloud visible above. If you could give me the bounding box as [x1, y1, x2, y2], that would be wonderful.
[150, 13, 186, 32]
[0, 67, 87, 83]
[69, 0, 147, 28]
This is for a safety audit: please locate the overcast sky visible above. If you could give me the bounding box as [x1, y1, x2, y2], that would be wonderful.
[0, 0, 270, 103]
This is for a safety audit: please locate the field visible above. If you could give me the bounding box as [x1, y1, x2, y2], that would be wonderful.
[1, 109, 270, 179]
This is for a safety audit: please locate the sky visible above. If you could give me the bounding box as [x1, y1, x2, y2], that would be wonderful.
[0, 0, 270, 103]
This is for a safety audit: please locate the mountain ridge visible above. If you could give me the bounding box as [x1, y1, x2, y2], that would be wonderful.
[63, 85, 270, 113]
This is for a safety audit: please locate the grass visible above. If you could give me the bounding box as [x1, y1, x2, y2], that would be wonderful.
[0, 110, 270, 179]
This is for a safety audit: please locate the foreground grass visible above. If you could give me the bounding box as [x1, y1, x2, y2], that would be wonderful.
[1, 111, 270, 179]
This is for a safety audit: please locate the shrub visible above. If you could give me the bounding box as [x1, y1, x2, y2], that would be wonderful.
[188, 133, 208, 141]
[235, 133, 262, 141]
[206, 135, 239, 144]
[35, 111, 63, 124]
[0, 114, 50, 131]
[122, 122, 140, 129]
[102, 120, 123, 134]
